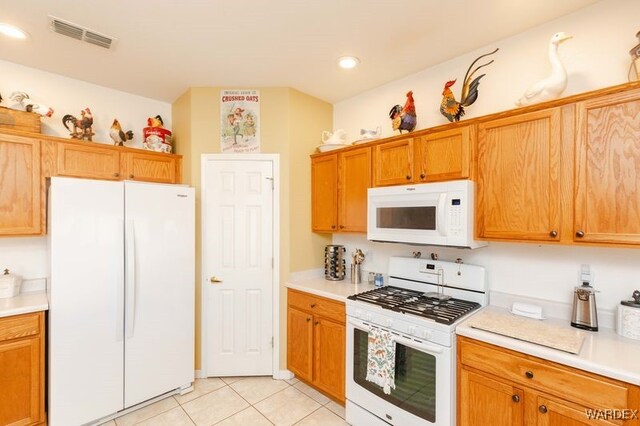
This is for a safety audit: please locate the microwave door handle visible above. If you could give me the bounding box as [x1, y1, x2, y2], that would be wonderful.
[437, 193, 447, 235]
[393, 336, 443, 355]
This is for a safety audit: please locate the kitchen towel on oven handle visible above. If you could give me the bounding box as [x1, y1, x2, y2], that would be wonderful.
[365, 326, 397, 394]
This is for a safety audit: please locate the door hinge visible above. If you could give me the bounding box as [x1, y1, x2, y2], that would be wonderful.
[272, 257, 274, 268]
[266, 176, 274, 189]
[271, 337, 274, 348]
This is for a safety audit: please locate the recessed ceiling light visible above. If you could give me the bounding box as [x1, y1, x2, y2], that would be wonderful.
[0, 23, 29, 40]
[338, 56, 360, 69]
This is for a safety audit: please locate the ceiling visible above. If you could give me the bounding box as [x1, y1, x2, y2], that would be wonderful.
[0, 0, 601, 104]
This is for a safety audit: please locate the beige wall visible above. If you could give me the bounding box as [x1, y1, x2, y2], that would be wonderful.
[172, 87, 332, 371]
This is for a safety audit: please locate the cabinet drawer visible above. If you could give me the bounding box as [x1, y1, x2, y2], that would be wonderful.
[0, 312, 41, 343]
[459, 338, 629, 410]
[287, 289, 345, 324]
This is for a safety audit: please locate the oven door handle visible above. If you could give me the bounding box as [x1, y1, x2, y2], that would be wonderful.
[348, 318, 444, 355]
[393, 335, 443, 355]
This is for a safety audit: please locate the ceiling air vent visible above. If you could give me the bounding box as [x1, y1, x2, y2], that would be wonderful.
[48, 16, 116, 49]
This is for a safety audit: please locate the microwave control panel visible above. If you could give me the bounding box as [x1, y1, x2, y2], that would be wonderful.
[448, 198, 463, 236]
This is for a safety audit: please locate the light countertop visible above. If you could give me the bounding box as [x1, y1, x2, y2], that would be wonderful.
[286, 272, 376, 303]
[0, 291, 49, 318]
[457, 305, 640, 386]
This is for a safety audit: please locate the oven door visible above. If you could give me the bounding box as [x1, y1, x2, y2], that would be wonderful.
[346, 317, 454, 426]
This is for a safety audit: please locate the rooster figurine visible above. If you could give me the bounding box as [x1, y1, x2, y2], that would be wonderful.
[9, 91, 54, 117]
[440, 48, 499, 122]
[110, 119, 134, 146]
[389, 91, 417, 133]
[62, 108, 94, 141]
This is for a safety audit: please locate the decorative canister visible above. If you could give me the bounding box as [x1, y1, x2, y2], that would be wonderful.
[0, 269, 22, 298]
[616, 290, 640, 341]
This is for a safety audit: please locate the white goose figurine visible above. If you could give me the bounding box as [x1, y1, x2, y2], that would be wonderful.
[516, 32, 573, 106]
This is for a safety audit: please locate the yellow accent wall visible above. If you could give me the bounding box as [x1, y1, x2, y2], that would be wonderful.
[172, 87, 332, 371]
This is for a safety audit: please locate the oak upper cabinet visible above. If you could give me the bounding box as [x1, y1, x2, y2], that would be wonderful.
[311, 154, 338, 232]
[459, 369, 524, 426]
[476, 108, 562, 242]
[0, 312, 46, 426]
[373, 137, 414, 186]
[574, 89, 640, 245]
[287, 289, 346, 402]
[415, 126, 473, 182]
[56, 141, 121, 180]
[121, 151, 179, 184]
[338, 147, 371, 232]
[0, 133, 41, 235]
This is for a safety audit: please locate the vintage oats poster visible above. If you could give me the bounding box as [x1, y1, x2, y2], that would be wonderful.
[220, 89, 260, 153]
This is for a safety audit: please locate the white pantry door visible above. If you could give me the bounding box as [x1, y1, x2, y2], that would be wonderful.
[203, 156, 275, 376]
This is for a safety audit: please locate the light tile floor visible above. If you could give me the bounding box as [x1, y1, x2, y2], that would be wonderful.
[100, 377, 348, 426]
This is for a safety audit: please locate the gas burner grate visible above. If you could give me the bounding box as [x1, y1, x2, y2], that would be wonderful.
[347, 286, 423, 310]
[393, 296, 481, 325]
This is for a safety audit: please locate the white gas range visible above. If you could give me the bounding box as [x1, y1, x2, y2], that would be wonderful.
[345, 256, 487, 426]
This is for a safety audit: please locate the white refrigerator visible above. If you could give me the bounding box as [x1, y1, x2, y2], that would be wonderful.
[48, 177, 195, 426]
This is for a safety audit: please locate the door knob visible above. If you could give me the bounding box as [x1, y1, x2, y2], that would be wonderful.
[210, 276, 223, 283]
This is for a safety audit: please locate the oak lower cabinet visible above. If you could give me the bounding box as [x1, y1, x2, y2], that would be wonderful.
[458, 336, 640, 426]
[476, 108, 563, 242]
[574, 88, 640, 245]
[287, 289, 345, 403]
[0, 133, 41, 235]
[415, 126, 473, 183]
[311, 146, 371, 233]
[373, 137, 414, 186]
[0, 312, 45, 426]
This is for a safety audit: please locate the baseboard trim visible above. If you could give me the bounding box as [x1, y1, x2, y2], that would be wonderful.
[273, 369, 294, 380]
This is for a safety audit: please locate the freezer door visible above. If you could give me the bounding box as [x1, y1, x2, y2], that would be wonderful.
[48, 177, 125, 426]
[124, 181, 195, 407]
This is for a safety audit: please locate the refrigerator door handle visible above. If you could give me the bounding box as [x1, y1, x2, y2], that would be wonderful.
[125, 219, 136, 339]
[117, 219, 125, 342]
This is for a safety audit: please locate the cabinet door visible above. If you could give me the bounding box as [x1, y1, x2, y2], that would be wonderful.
[459, 368, 524, 426]
[121, 151, 179, 184]
[56, 141, 121, 180]
[0, 313, 44, 426]
[338, 147, 371, 232]
[476, 109, 562, 241]
[311, 154, 338, 232]
[574, 90, 640, 245]
[0, 134, 41, 235]
[416, 126, 472, 182]
[313, 317, 345, 402]
[535, 395, 618, 426]
[287, 307, 313, 382]
[373, 138, 414, 186]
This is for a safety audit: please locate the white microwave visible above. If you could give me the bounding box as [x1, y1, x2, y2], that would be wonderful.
[367, 180, 487, 248]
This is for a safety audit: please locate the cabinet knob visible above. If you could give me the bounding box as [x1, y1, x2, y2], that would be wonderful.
[331, 225, 336, 229]
[549, 230, 558, 238]
[310, 304, 317, 308]
[538, 405, 548, 414]
[405, 175, 411, 180]
[129, 174, 134, 179]
[512, 395, 520, 403]
[576, 230, 585, 238]
[306, 317, 311, 322]
[420, 173, 426, 180]
[114, 172, 120, 177]
[314, 321, 319, 326]
[339, 225, 345, 229]
[525, 370, 534, 379]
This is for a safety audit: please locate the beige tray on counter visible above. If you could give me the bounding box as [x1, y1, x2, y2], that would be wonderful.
[467, 310, 585, 354]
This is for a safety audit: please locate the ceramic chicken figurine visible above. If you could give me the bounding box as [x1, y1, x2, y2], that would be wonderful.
[516, 32, 572, 106]
[62, 108, 94, 141]
[440, 48, 499, 122]
[9, 91, 54, 117]
[389, 91, 417, 133]
[110, 119, 134, 146]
